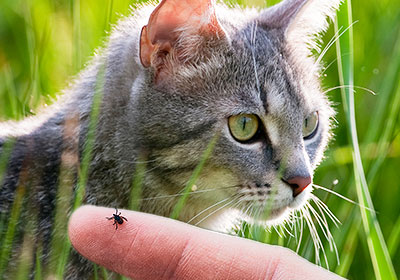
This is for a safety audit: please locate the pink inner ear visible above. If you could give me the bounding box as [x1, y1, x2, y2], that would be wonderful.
[140, 0, 223, 68]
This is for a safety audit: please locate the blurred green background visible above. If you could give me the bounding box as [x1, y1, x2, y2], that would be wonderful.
[0, 0, 399, 279]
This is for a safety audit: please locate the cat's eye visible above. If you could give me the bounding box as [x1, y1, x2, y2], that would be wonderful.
[303, 111, 319, 139]
[228, 114, 259, 142]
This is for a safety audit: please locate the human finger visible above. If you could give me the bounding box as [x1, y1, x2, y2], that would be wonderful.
[68, 205, 344, 280]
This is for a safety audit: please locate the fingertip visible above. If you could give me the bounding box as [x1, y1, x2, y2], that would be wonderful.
[68, 205, 120, 262]
[68, 205, 96, 249]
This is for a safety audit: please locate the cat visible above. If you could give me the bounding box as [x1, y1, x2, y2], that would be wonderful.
[0, 0, 341, 278]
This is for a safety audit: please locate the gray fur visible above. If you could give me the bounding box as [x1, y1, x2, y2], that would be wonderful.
[0, 0, 340, 278]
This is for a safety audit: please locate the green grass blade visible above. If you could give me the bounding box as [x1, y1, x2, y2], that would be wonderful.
[0, 138, 16, 189]
[335, 1, 397, 279]
[364, 30, 400, 145]
[0, 183, 26, 276]
[34, 247, 43, 280]
[129, 154, 146, 211]
[367, 80, 400, 182]
[388, 215, 400, 257]
[55, 62, 106, 278]
[170, 132, 219, 220]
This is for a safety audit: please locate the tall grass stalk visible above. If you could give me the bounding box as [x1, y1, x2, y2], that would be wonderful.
[129, 154, 146, 211]
[0, 177, 27, 276]
[170, 132, 219, 220]
[335, 1, 397, 279]
[0, 139, 15, 189]
[55, 63, 106, 278]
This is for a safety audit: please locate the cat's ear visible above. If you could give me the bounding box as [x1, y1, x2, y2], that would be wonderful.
[260, 0, 342, 53]
[139, 0, 226, 77]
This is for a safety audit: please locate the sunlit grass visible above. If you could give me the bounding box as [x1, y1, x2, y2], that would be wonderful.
[335, 1, 397, 279]
[0, 0, 399, 279]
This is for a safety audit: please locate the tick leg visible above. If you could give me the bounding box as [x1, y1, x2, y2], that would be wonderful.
[122, 216, 128, 221]
[115, 223, 118, 230]
[115, 208, 118, 215]
[106, 217, 113, 220]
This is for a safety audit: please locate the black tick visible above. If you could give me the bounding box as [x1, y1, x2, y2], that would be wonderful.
[106, 208, 128, 230]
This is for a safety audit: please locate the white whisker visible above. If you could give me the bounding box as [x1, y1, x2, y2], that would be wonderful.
[311, 194, 341, 227]
[194, 198, 238, 226]
[313, 183, 375, 212]
[187, 196, 232, 224]
[315, 21, 358, 66]
[322, 85, 376, 96]
[139, 185, 237, 201]
[296, 210, 304, 253]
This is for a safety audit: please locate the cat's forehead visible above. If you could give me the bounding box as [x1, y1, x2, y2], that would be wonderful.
[227, 23, 316, 114]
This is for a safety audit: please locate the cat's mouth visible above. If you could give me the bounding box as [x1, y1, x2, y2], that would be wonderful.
[236, 181, 311, 222]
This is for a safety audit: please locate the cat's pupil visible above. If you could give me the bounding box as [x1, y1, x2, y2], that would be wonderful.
[241, 117, 247, 130]
[228, 114, 259, 142]
[302, 111, 319, 139]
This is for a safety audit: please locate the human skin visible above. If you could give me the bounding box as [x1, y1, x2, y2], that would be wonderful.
[68, 206, 345, 280]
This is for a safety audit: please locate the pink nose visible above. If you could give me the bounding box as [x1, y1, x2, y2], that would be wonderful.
[286, 176, 312, 197]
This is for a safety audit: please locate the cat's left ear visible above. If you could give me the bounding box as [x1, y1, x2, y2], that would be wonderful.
[260, 0, 342, 52]
[139, 0, 226, 79]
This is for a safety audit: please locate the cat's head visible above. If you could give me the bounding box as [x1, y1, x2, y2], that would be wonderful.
[132, 0, 341, 226]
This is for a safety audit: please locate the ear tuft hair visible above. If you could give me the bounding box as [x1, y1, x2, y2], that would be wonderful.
[259, 0, 343, 55]
[139, 0, 226, 81]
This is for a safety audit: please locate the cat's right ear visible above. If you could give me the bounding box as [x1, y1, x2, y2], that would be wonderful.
[259, 0, 342, 55]
[139, 0, 226, 82]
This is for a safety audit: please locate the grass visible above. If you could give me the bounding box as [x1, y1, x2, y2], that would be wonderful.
[0, 0, 399, 279]
[335, 1, 397, 278]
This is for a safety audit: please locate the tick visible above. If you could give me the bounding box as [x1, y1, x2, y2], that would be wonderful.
[106, 208, 128, 230]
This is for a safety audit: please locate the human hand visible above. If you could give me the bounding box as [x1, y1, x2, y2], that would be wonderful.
[68, 205, 345, 279]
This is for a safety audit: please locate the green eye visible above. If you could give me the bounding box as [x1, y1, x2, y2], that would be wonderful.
[228, 114, 259, 142]
[303, 111, 319, 139]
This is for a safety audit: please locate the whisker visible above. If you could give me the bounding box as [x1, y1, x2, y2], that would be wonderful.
[313, 183, 376, 212]
[187, 196, 232, 224]
[315, 21, 358, 66]
[311, 196, 339, 265]
[302, 202, 328, 267]
[296, 210, 304, 253]
[311, 194, 341, 227]
[315, 25, 344, 67]
[250, 21, 262, 99]
[194, 197, 238, 226]
[138, 185, 238, 201]
[307, 199, 332, 242]
[322, 85, 376, 96]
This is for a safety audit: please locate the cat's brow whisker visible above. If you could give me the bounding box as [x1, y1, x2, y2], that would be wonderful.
[322, 85, 376, 95]
[250, 21, 262, 99]
[313, 183, 376, 212]
[315, 25, 344, 67]
[315, 20, 358, 66]
[320, 58, 337, 75]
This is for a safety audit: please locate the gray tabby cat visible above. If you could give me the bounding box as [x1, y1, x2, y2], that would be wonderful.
[0, 0, 341, 278]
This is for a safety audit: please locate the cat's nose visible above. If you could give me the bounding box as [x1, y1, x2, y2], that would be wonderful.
[285, 176, 312, 197]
